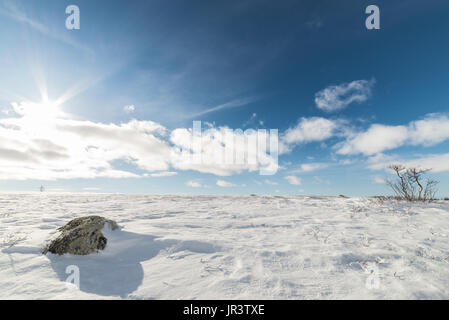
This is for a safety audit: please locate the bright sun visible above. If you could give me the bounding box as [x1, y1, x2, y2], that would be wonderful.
[17, 100, 61, 122]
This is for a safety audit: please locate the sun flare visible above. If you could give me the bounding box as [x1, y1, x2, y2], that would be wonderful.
[13, 100, 61, 122]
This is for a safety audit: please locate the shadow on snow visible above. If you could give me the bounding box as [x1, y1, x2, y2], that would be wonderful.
[45, 229, 221, 298]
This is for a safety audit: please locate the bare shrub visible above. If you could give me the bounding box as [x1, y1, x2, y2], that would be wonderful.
[386, 165, 438, 202]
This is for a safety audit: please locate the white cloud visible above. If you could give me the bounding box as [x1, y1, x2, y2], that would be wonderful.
[292, 163, 329, 173]
[0, 101, 281, 180]
[337, 114, 449, 156]
[285, 175, 301, 185]
[264, 179, 278, 185]
[403, 154, 449, 173]
[280, 117, 341, 153]
[216, 180, 236, 187]
[0, 101, 171, 180]
[186, 180, 202, 188]
[408, 114, 449, 146]
[372, 175, 385, 184]
[368, 153, 449, 173]
[124, 105, 135, 113]
[6, 99, 447, 184]
[337, 124, 409, 155]
[149, 171, 177, 177]
[315, 79, 375, 112]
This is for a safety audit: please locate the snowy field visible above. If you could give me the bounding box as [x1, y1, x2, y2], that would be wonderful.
[1, 193, 449, 300]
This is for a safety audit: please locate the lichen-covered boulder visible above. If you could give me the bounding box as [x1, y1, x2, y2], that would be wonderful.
[43, 216, 119, 255]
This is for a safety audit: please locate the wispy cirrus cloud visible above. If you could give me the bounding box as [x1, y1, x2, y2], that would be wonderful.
[315, 79, 375, 112]
[0, 1, 94, 56]
[190, 97, 259, 118]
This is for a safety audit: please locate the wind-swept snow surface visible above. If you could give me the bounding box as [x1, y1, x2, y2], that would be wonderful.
[1, 194, 449, 299]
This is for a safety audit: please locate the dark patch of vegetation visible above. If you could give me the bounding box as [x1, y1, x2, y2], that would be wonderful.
[386, 165, 438, 202]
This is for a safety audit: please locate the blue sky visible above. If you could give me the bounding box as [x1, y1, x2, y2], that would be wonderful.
[0, 0, 449, 196]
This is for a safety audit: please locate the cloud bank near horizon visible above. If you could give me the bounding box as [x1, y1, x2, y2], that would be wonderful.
[1, 100, 449, 181]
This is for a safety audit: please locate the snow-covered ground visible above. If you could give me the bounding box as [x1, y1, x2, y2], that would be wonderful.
[1, 193, 449, 299]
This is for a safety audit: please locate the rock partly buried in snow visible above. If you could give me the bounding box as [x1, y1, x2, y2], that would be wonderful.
[43, 216, 119, 255]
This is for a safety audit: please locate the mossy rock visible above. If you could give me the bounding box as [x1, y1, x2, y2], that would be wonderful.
[43, 216, 119, 255]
